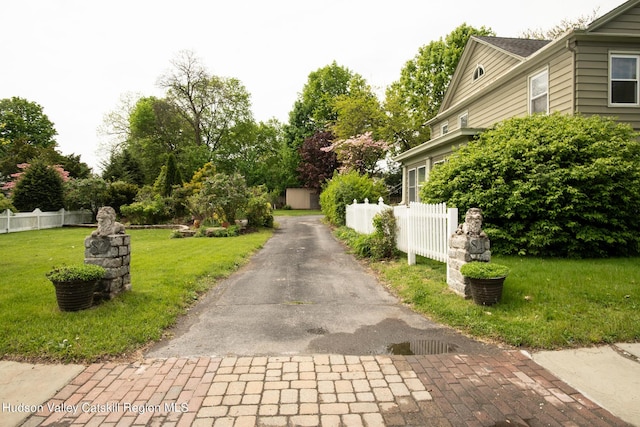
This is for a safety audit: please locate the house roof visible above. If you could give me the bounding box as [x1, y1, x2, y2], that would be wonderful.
[393, 0, 640, 165]
[585, 0, 640, 33]
[474, 36, 551, 58]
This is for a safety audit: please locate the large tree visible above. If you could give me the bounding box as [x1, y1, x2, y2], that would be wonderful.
[0, 97, 58, 179]
[285, 61, 369, 150]
[158, 50, 253, 152]
[331, 76, 386, 141]
[297, 131, 339, 191]
[126, 96, 200, 184]
[382, 24, 494, 152]
[214, 119, 295, 193]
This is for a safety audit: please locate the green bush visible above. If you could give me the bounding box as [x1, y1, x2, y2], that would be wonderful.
[105, 181, 139, 214]
[0, 193, 16, 212]
[245, 185, 274, 227]
[64, 177, 108, 218]
[370, 208, 397, 260]
[334, 226, 373, 258]
[194, 225, 240, 238]
[320, 171, 387, 226]
[46, 264, 105, 283]
[459, 262, 509, 279]
[120, 194, 174, 224]
[188, 172, 248, 224]
[421, 114, 640, 257]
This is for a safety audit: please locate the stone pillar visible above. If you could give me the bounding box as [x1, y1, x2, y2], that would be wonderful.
[84, 206, 130, 302]
[447, 208, 491, 297]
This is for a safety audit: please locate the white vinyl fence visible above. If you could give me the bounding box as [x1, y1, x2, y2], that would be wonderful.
[0, 208, 93, 234]
[346, 198, 458, 266]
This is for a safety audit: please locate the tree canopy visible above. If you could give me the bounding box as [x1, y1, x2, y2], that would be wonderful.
[382, 24, 495, 152]
[157, 50, 253, 152]
[285, 61, 372, 149]
[0, 97, 59, 179]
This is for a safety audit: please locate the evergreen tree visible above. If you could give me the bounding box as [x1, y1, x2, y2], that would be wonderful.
[12, 160, 65, 212]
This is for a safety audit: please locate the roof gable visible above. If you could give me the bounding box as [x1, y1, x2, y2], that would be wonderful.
[585, 0, 640, 34]
[440, 36, 550, 111]
[474, 36, 551, 58]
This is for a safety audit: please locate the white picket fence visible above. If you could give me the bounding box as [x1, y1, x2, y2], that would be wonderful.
[0, 208, 93, 234]
[346, 198, 458, 266]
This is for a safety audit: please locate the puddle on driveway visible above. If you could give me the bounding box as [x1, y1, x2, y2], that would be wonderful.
[387, 340, 458, 355]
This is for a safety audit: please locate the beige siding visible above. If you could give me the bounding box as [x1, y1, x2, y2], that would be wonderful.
[548, 50, 575, 113]
[575, 41, 640, 130]
[448, 43, 521, 107]
[433, 48, 575, 134]
[590, 4, 640, 34]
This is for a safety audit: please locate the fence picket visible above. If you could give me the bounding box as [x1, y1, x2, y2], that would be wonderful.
[346, 199, 457, 266]
[0, 208, 93, 234]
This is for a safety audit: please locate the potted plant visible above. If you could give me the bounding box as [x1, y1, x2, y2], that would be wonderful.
[46, 264, 105, 312]
[460, 262, 510, 306]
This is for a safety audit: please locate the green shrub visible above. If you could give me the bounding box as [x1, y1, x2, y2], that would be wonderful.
[370, 208, 397, 260]
[105, 181, 139, 214]
[421, 114, 640, 257]
[196, 225, 240, 238]
[64, 177, 108, 218]
[188, 172, 248, 224]
[0, 193, 16, 212]
[459, 262, 509, 279]
[120, 195, 174, 224]
[320, 171, 387, 226]
[245, 185, 274, 227]
[333, 226, 373, 258]
[46, 264, 105, 283]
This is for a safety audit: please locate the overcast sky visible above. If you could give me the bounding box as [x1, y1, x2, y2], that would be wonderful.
[0, 0, 625, 172]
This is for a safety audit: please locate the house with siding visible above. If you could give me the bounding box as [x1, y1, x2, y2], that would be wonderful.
[393, 0, 640, 204]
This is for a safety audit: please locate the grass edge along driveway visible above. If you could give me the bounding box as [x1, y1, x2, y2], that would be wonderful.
[0, 227, 273, 363]
[371, 253, 640, 350]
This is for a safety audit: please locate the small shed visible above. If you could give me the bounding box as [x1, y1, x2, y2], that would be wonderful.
[285, 188, 320, 210]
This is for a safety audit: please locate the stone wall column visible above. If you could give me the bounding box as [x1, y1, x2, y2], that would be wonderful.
[447, 208, 491, 297]
[84, 234, 131, 301]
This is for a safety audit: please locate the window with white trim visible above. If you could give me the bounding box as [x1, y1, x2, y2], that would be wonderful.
[610, 54, 639, 105]
[441, 121, 449, 135]
[459, 112, 468, 128]
[408, 168, 416, 202]
[529, 69, 548, 114]
[416, 166, 426, 201]
[473, 65, 485, 81]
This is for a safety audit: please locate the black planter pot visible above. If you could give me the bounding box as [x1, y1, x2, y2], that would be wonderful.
[52, 280, 97, 311]
[469, 277, 505, 306]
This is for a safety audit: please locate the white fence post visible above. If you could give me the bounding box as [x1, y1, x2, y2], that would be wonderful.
[2, 209, 10, 234]
[34, 208, 42, 230]
[345, 199, 457, 267]
[0, 208, 93, 234]
[407, 204, 416, 265]
[446, 207, 459, 283]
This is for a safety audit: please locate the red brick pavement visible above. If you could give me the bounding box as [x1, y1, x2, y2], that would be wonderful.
[21, 351, 631, 427]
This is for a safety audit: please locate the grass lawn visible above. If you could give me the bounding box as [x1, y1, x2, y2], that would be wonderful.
[0, 227, 272, 363]
[372, 254, 640, 350]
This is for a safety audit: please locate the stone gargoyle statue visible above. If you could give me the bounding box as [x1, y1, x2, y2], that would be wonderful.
[91, 206, 125, 237]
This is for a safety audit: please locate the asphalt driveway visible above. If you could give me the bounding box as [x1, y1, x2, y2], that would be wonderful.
[146, 216, 499, 358]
